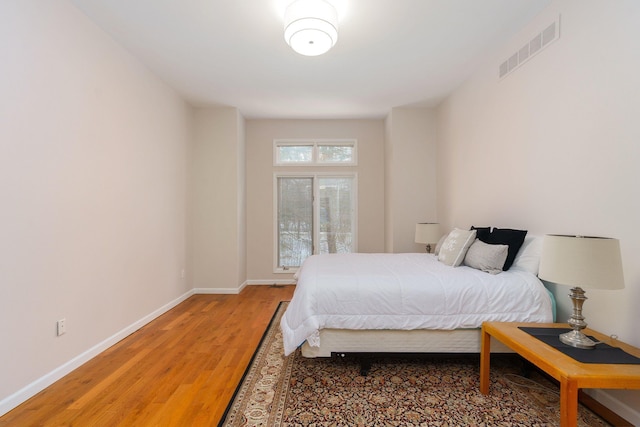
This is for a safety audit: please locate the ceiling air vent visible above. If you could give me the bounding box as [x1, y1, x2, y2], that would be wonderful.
[499, 16, 561, 79]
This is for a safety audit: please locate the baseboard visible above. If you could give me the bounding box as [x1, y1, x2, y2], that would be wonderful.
[584, 389, 640, 426]
[246, 279, 297, 286]
[193, 280, 296, 294]
[0, 289, 195, 418]
[2, 282, 295, 417]
[194, 280, 248, 294]
[1, 282, 288, 415]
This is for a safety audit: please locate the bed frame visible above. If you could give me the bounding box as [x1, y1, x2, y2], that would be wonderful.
[300, 328, 513, 358]
[298, 288, 555, 359]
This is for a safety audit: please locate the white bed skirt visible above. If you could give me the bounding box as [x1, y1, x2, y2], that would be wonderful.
[300, 328, 513, 358]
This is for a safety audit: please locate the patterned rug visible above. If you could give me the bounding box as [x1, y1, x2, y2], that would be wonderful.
[219, 302, 610, 426]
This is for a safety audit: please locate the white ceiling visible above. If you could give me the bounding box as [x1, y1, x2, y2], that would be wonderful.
[71, 0, 551, 119]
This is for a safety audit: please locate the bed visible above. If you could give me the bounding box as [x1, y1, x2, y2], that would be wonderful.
[280, 231, 555, 358]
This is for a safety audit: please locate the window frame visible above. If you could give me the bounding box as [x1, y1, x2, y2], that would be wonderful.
[273, 171, 358, 273]
[274, 139, 358, 166]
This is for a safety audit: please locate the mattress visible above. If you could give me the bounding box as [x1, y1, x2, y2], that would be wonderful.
[281, 252, 553, 356]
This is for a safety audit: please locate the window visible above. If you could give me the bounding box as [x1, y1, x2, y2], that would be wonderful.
[275, 174, 356, 271]
[276, 177, 313, 269]
[277, 144, 313, 164]
[274, 140, 357, 165]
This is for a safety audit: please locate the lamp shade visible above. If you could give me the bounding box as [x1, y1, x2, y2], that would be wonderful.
[284, 0, 338, 56]
[538, 234, 624, 290]
[415, 223, 440, 244]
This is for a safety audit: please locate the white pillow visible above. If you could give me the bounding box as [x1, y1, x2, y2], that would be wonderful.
[438, 228, 477, 267]
[464, 239, 509, 275]
[433, 234, 447, 256]
[511, 235, 543, 275]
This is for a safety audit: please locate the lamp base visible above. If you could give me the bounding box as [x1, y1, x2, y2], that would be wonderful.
[560, 286, 596, 349]
[559, 329, 597, 349]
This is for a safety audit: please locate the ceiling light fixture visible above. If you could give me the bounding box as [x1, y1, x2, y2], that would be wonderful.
[284, 0, 338, 56]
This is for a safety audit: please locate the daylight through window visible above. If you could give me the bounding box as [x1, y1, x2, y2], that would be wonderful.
[275, 140, 357, 165]
[276, 175, 356, 270]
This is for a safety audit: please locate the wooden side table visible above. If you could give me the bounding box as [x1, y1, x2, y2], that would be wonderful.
[480, 322, 640, 427]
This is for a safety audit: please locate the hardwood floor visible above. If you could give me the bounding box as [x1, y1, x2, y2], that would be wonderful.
[0, 285, 295, 426]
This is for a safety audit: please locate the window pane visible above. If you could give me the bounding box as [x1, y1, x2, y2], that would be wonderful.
[278, 145, 313, 163]
[277, 177, 313, 268]
[318, 145, 354, 163]
[318, 177, 353, 254]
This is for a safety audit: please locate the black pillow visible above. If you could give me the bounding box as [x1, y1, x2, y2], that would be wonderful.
[486, 228, 528, 270]
[471, 226, 492, 243]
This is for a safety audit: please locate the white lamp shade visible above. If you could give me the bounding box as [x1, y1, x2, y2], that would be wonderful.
[415, 223, 440, 244]
[538, 234, 625, 290]
[284, 0, 338, 56]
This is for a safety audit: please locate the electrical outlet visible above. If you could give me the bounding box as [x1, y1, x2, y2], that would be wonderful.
[57, 318, 66, 336]
[181, 269, 185, 279]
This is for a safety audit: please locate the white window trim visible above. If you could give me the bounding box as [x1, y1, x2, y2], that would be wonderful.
[273, 171, 358, 273]
[273, 139, 358, 166]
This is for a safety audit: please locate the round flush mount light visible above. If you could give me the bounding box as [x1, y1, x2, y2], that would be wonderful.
[284, 0, 338, 56]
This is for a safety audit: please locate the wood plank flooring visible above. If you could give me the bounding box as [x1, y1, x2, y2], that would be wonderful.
[0, 285, 295, 426]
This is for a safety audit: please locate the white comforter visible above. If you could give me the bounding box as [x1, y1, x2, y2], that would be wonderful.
[280, 253, 553, 356]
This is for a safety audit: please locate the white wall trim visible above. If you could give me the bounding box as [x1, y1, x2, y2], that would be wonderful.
[246, 279, 297, 286]
[1, 282, 273, 416]
[195, 281, 297, 294]
[0, 289, 195, 417]
[194, 287, 240, 294]
[194, 281, 248, 295]
[584, 389, 640, 426]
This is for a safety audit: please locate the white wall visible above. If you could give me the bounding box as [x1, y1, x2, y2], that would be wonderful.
[385, 108, 438, 253]
[436, 0, 640, 420]
[0, 1, 191, 413]
[191, 108, 246, 292]
[245, 119, 385, 282]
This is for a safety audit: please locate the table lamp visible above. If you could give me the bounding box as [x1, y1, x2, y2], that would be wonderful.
[415, 223, 440, 253]
[538, 234, 625, 349]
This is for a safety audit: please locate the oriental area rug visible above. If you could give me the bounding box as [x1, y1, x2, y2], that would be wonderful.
[219, 302, 610, 427]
